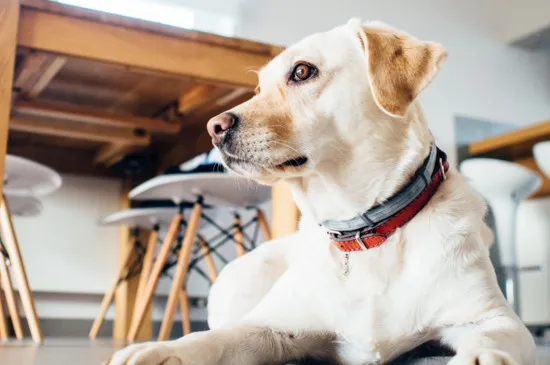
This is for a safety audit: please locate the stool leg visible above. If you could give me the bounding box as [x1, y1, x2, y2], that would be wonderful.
[132, 229, 158, 325]
[233, 214, 245, 257]
[0, 257, 23, 339]
[89, 236, 136, 339]
[0, 271, 9, 340]
[198, 238, 217, 283]
[178, 289, 191, 336]
[127, 211, 182, 341]
[158, 202, 202, 341]
[0, 200, 42, 342]
[256, 209, 272, 241]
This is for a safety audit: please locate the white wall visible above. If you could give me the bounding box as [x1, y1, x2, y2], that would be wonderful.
[234, 0, 550, 324]
[11, 175, 121, 319]
[477, 0, 550, 43]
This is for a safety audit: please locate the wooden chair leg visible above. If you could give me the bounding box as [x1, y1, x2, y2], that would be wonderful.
[132, 228, 158, 325]
[158, 201, 202, 341]
[89, 236, 136, 339]
[0, 199, 42, 342]
[178, 289, 191, 336]
[0, 257, 23, 339]
[127, 211, 182, 341]
[256, 209, 272, 241]
[0, 271, 9, 340]
[198, 238, 217, 283]
[233, 213, 245, 257]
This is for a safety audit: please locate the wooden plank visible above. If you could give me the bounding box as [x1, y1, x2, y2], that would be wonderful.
[20, 0, 280, 57]
[113, 180, 152, 340]
[17, 9, 270, 88]
[0, 256, 24, 339]
[0, 199, 43, 342]
[0, 0, 19, 196]
[10, 117, 151, 146]
[0, 274, 8, 340]
[14, 53, 66, 98]
[469, 120, 550, 160]
[26, 56, 67, 98]
[7, 143, 115, 178]
[14, 100, 180, 134]
[94, 143, 143, 166]
[159, 89, 253, 171]
[513, 156, 550, 198]
[271, 182, 300, 238]
[14, 53, 53, 91]
[178, 85, 221, 114]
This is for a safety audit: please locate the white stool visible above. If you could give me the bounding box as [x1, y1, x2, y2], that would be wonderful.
[460, 158, 541, 315]
[127, 173, 271, 341]
[533, 142, 550, 177]
[0, 155, 62, 342]
[89, 207, 178, 339]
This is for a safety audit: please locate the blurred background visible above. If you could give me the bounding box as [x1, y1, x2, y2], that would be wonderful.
[0, 0, 549, 363]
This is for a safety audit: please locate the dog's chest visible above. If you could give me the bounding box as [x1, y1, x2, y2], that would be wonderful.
[316, 236, 441, 357]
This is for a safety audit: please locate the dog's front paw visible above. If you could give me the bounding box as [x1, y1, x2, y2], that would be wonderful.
[448, 350, 518, 365]
[105, 342, 184, 365]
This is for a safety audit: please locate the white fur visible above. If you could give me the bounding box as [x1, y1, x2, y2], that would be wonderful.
[107, 19, 536, 365]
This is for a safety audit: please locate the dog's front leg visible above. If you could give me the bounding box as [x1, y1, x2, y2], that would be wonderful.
[106, 325, 341, 365]
[440, 311, 536, 365]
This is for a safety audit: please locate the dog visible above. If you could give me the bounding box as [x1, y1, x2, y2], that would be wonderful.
[106, 19, 536, 365]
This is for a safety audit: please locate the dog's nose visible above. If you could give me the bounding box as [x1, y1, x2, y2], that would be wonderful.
[207, 112, 239, 144]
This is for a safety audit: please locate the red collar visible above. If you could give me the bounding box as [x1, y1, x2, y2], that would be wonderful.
[326, 146, 449, 252]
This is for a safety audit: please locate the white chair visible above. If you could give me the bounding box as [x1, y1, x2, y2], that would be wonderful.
[0, 155, 62, 342]
[533, 141, 550, 177]
[460, 158, 541, 316]
[89, 207, 178, 339]
[126, 172, 271, 341]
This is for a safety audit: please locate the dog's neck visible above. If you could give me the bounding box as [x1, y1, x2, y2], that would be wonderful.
[287, 103, 433, 225]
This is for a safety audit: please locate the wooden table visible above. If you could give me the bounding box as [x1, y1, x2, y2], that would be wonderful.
[468, 120, 550, 198]
[0, 0, 286, 341]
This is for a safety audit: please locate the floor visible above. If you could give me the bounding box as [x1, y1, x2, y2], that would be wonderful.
[0, 338, 122, 365]
[1, 338, 550, 365]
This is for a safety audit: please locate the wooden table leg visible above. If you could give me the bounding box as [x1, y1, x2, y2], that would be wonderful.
[0, 200, 42, 342]
[0, 1, 19, 197]
[198, 238, 217, 283]
[256, 209, 272, 241]
[271, 181, 300, 239]
[0, 0, 21, 342]
[233, 213, 245, 257]
[89, 235, 136, 339]
[0, 270, 10, 340]
[158, 201, 202, 341]
[127, 210, 182, 341]
[0, 256, 23, 339]
[178, 289, 191, 336]
[132, 228, 158, 325]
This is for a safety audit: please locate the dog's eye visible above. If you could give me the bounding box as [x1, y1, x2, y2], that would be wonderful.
[290, 63, 317, 82]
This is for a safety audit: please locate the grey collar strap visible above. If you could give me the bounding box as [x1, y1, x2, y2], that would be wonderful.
[321, 143, 442, 234]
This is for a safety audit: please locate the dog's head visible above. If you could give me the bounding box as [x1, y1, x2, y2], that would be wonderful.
[207, 19, 446, 185]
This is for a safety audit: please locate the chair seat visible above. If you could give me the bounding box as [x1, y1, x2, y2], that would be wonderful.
[99, 207, 179, 229]
[129, 173, 271, 208]
[460, 158, 541, 199]
[4, 155, 62, 197]
[533, 142, 550, 177]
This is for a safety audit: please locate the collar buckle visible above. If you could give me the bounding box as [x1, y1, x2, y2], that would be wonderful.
[355, 231, 369, 250]
[439, 158, 447, 181]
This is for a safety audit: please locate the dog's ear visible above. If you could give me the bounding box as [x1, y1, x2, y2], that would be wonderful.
[355, 22, 447, 117]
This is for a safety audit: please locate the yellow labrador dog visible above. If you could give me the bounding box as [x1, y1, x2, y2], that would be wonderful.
[107, 19, 536, 365]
